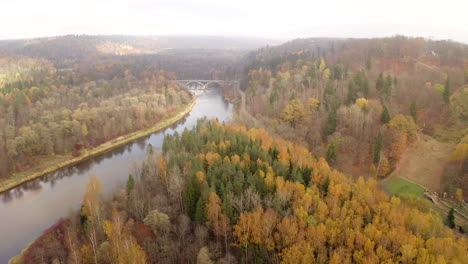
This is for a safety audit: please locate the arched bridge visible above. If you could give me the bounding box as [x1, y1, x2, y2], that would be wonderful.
[171, 80, 237, 90]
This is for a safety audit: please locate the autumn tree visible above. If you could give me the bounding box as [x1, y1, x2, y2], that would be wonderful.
[280, 99, 306, 127]
[143, 209, 171, 235]
[103, 209, 147, 263]
[81, 175, 103, 264]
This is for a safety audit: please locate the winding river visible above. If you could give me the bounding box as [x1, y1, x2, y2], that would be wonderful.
[0, 88, 233, 263]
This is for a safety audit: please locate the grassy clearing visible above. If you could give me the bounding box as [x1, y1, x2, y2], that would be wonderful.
[382, 176, 426, 198]
[0, 98, 196, 193]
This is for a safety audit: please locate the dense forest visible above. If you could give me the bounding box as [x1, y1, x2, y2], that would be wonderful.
[232, 36, 467, 200]
[0, 56, 192, 179]
[2, 35, 467, 263]
[12, 120, 467, 263]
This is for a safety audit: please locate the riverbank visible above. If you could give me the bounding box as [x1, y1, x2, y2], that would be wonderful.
[0, 97, 196, 194]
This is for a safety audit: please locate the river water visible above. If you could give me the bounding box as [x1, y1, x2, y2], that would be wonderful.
[0, 88, 233, 263]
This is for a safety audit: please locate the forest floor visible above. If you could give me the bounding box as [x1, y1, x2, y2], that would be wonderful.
[0, 98, 196, 194]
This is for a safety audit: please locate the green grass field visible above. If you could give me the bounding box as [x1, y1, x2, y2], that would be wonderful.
[382, 176, 427, 198]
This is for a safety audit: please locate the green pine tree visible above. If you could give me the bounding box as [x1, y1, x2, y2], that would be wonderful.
[373, 133, 383, 164]
[326, 143, 338, 165]
[410, 101, 418, 122]
[447, 207, 456, 228]
[195, 197, 207, 225]
[376, 73, 384, 91]
[380, 106, 390, 124]
[443, 76, 451, 104]
[126, 174, 135, 196]
[184, 176, 200, 219]
[325, 109, 337, 136]
[384, 75, 392, 97]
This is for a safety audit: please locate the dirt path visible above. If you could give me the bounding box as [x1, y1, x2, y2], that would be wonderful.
[390, 133, 454, 193]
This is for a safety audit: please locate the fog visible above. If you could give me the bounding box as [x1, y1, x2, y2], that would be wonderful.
[1, 0, 467, 42]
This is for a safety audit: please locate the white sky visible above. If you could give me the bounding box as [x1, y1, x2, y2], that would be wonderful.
[1, 0, 467, 43]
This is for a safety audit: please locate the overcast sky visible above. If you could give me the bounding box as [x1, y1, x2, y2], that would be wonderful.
[1, 0, 467, 43]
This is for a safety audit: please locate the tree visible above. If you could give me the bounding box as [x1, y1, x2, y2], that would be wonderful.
[103, 209, 147, 264]
[206, 192, 222, 235]
[126, 174, 135, 196]
[280, 99, 306, 127]
[410, 101, 418, 122]
[326, 143, 338, 165]
[143, 209, 171, 235]
[376, 73, 384, 91]
[356, 98, 368, 110]
[447, 207, 455, 228]
[347, 80, 358, 105]
[184, 176, 200, 219]
[377, 157, 390, 178]
[455, 188, 463, 203]
[325, 109, 337, 137]
[384, 75, 392, 97]
[197, 247, 214, 264]
[373, 133, 383, 164]
[157, 154, 168, 191]
[195, 197, 207, 225]
[82, 175, 103, 264]
[443, 76, 451, 104]
[380, 106, 390, 124]
[366, 57, 372, 71]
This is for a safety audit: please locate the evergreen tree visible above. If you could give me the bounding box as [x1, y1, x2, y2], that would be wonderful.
[195, 197, 207, 225]
[373, 133, 383, 164]
[381, 106, 390, 124]
[443, 76, 451, 104]
[326, 143, 338, 165]
[448, 207, 456, 228]
[410, 101, 418, 122]
[184, 176, 200, 219]
[126, 174, 135, 196]
[147, 143, 154, 155]
[384, 75, 392, 97]
[325, 109, 337, 137]
[347, 80, 358, 105]
[376, 73, 384, 91]
[366, 57, 372, 71]
[222, 196, 233, 220]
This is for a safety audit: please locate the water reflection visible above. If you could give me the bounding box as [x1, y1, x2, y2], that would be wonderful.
[0, 87, 233, 263]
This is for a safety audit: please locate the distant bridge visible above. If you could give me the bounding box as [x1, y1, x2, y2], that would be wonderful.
[171, 80, 238, 90]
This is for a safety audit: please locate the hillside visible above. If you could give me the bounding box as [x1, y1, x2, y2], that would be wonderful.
[0, 35, 277, 65]
[230, 36, 467, 201]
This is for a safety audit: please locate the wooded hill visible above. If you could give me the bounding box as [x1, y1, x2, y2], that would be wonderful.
[232, 36, 467, 199]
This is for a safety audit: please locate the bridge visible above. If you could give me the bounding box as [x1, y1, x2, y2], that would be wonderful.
[171, 80, 226, 90]
[171, 80, 239, 90]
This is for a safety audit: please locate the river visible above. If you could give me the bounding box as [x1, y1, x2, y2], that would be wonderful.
[0, 87, 233, 263]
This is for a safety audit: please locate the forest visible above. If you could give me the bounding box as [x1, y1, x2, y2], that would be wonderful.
[0, 56, 192, 180]
[2, 35, 467, 263]
[12, 119, 467, 263]
[233, 36, 467, 200]
[0, 34, 259, 184]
